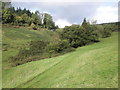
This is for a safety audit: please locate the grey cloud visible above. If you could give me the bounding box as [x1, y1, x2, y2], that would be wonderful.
[12, 2, 103, 24]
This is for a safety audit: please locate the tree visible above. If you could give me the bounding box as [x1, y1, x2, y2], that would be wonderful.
[31, 11, 41, 25]
[2, 2, 15, 24]
[2, 3, 22, 24]
[2, 2, 56, 28]
[81, 18, 89, 29]
[22, 13, 31, 25]
[43, 13, 55, 29]
[62, 25, 84, 48]
[16, 8, 22, 16]
[2, 2, 12, 9]
[102, 24, 111, 38]
[2, 8, 14, 23]
[14, 14, 23, 25]
[26, 10, 32, 17]
[62, 21, 100, 48]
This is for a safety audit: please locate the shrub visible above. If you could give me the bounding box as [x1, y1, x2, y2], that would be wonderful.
[102, 25, 111, 38]
[102, 30, 111, 38]
[47, 40, 72, 53]
[31, 23, 37, 30]
[9, 40, 48, 66]
[62, 25, 100, 48]
[92, 24, 111, 38]
[9, 40, 74, 66]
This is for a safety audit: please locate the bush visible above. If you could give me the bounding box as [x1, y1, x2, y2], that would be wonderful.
[9, 40, 74, 66]
[47, 40, 72, 53]
[102, 25, 111, 38]
[9, 40, 48, 66]
[62, 25, 100, 48]
[93, 24, 111, 38]
[102, 30, 111, 38]
[31, 23, 37, 30]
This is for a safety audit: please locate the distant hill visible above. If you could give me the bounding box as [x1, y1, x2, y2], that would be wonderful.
[100, 22, 119, 26]
[98, 22, 119, 31]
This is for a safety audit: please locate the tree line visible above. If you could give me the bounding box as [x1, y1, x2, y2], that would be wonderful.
[2, 2, 58, 30]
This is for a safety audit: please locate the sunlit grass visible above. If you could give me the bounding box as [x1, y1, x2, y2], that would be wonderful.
[2, 32, 118, 88]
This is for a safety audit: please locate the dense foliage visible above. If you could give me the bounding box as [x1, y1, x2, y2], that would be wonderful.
[9, 40, 74, 66]
[2, 2, 58, 30]
[61, 19, 99, 48]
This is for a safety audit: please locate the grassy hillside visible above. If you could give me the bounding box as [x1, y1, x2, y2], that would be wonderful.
[2, 25, 60, 70]
[3, 32, 118, 88]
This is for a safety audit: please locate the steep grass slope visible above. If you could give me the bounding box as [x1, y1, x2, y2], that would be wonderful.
[2, 25, 59, 70]
[3, 32, 118, 88]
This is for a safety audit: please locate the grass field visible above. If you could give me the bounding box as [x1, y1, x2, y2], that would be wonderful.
[2, 25, 60, 70]
[2, 27, 118, 88]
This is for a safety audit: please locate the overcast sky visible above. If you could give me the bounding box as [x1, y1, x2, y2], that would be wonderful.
[11, 0, 119, 28]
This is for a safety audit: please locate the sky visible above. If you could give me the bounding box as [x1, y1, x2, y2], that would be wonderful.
[11, 0, 119, 28]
